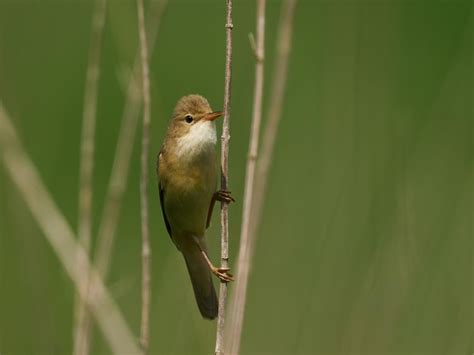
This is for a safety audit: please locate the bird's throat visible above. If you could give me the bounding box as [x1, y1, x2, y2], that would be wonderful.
[175, 121, 217, 161]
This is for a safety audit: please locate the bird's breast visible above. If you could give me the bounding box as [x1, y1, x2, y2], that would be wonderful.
[160, 143, 217, 238]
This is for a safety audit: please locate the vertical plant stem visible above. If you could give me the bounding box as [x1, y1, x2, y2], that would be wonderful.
[215, 0, 233, 354]
[136, 0, 152, 352]
[0, 104, 142, 355]
[226, 0, 298, 353]
[81, 0, 168, 347]
[95, 0, 167, 282]
[226, 0, 266, 354]
[74, 0, 107, 353]
[251, 0, 297, 238]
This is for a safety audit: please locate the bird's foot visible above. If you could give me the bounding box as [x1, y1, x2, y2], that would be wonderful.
[211, 266, 234, 283]
[215, 190, 235, 204]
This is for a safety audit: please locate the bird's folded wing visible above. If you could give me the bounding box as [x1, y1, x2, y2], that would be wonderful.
[157, 151, 172, 239]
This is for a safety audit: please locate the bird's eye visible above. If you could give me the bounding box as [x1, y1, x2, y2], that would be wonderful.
[185, 114, 194, 124]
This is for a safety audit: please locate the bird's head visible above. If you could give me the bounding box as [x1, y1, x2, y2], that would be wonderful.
[166, 94, 222, 159]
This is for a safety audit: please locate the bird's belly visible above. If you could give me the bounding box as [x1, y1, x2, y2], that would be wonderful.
[165, 185, 213, 237]
[163, 156, 217, 240]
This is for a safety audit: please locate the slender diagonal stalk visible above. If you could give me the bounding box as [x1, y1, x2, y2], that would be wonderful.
[79, 0, 168, 348]
[226, 0, 298, 353]
[215, 0, 234, 354]
[74, 0, 107, 353]
[136, 0, 152, 351]
[225, 1, 266, 354]
[0, 104, 142, 355]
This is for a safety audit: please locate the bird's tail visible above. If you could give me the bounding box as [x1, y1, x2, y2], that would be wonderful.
[182, 243, 218, 320]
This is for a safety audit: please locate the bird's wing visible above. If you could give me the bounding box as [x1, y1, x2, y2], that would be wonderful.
[157, 151, 172, 239]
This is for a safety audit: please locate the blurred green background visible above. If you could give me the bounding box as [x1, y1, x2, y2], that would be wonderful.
[0, 0, 472, 354]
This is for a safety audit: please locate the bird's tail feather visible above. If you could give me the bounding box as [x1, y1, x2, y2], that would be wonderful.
[182, 244, 218, 320]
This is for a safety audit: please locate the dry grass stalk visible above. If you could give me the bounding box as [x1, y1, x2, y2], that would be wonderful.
[251, 0, 298, 236]
[136, 0, 152, 351]
[74, 0, 108, 353]
[225, 0, 266, 354]
[226, 0, 298, 353]
[95, 0, 167, 284]
[0, 103, 142, 355]
[215, 0, 234, 354]
[79, 0, 168, 348]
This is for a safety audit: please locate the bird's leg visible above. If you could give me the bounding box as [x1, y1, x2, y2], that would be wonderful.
[201, 249, 234, 283]
[192, 236, 234, 282]
[206, 190, 235, 229]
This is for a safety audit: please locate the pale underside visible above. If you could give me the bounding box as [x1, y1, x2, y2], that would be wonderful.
[159, 120, 218, 250]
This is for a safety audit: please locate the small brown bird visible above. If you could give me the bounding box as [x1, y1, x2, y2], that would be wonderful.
[157, 95, 234, 319]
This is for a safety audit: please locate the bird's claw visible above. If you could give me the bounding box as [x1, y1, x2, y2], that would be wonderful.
[215, 190, 235, 204]
[212, 267, 234, 283]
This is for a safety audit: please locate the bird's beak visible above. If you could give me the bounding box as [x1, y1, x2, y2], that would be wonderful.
[204, 111, 223, 121]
